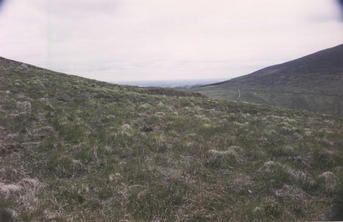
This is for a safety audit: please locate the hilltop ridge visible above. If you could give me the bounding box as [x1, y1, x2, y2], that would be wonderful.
[193, 44, 343, 115]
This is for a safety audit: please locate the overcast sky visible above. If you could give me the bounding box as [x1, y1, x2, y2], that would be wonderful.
[0, 0, 343, 82]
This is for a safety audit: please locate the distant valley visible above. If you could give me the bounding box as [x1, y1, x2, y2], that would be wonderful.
[116, 78, 227, 88]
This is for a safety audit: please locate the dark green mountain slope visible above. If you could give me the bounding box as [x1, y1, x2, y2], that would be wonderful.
[193, 44, 343, 115]
[1, 57, 343, 221]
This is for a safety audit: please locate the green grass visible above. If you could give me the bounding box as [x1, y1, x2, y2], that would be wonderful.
[0, 57, 343, 221]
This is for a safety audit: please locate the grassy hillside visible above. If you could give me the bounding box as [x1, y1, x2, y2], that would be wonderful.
[1, 57, 343, 221]
[192, 44, 343, 115]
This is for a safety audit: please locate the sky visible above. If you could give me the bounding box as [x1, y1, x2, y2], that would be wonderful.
[0, 0, 343, 82]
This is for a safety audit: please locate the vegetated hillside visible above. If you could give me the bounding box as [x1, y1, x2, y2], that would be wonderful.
[0, 57, 343, 221]
[193, 44, 343, 115]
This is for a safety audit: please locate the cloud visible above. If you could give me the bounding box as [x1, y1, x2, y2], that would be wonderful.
[45, 0, 120, 17]
[0, 0, 343, 81]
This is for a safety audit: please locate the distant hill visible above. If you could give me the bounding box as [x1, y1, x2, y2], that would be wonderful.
[192, 44, 343, 115]
[1, 57, 343, 221]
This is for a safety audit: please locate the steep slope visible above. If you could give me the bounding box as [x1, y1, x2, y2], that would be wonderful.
[193, 44, 343, 115]
[1, 57, 343, 221]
